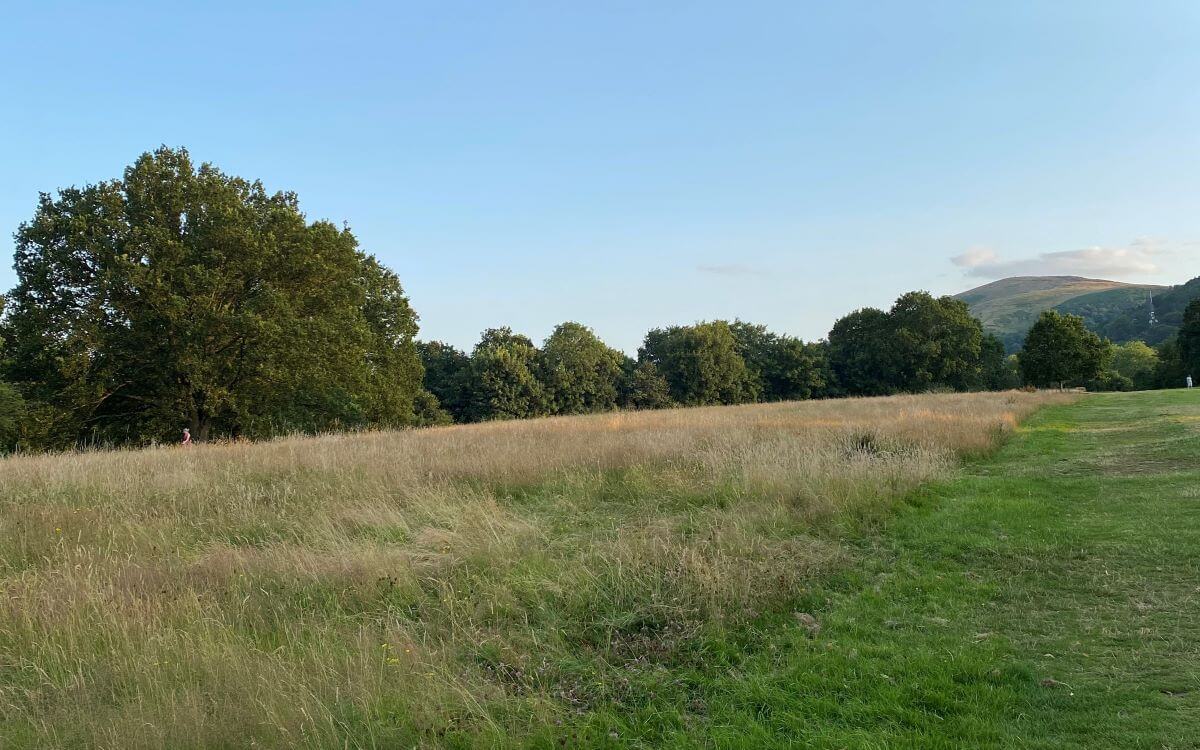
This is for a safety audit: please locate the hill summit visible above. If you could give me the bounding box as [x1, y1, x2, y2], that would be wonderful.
[954, 275, 1184, 351]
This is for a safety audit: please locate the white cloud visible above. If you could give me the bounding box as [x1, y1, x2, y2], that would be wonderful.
[951, 247, 999, 269]
[949, 240, 1195, 280]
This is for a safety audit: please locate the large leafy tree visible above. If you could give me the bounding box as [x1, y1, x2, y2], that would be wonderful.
[1178, 299, 1200, 379]
[1152, 338, 1189, 389]
[1017, 310, 1108, 389]
[978, 333, 1019, 390]
[3, 147, 423, 445]
[639, 322, 757, 406]
[827, 307, 897, 396]
[1107, 340, 1159, 391]
[418, 341, 472, 422]
[728, 321, 828, 401]
[466, 328, 548, 421]
[888, 292, 984, 392]
[829, 294, 995, 395]
[0, 298, 22, 451]
[538, 322, 624, 415]
[0, 381, 22, 452]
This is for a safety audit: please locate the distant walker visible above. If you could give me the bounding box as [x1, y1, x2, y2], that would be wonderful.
[182, 428, 192, 446]
[1188, 376, 1194, 389]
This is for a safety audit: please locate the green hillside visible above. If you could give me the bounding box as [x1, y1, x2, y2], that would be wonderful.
[954, 276, 1179, 351]
[1083, 275, 1200, 345]
[1054, 285, 1159, 341]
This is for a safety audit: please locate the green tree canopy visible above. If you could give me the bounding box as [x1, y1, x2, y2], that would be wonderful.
[1153, 338, 1189, 389]
[829, 293, 1000, 395]
[1107, 340, 1160, 390]
[978, 333, 1020, 390]
[621, 360, 674, 410]
[2, 147, 423, 445]
[0, 296, 26, 450]
[467, 328, 548, 421]
[538, 322, 624, 415]
[417, 341, 472, 422]
[1178, 299, 1200, 378]
[889, 292, 984, 392]
[728, 321, 829, 401]
[639, 322, 757, 406]
[0, 381, 23, 453]
[1017, 310, 1109, 389]
[827, 307, 897, 396]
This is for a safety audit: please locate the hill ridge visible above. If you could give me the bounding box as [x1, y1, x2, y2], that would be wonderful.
[953, 274, 1184, 351]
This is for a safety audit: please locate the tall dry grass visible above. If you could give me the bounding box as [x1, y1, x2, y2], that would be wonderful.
[0, 391, 1070, 748]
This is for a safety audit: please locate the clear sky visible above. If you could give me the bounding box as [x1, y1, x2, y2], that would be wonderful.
[2, 2, 1197, 352]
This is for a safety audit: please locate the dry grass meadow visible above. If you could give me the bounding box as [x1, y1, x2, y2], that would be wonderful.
[0, 391, 1071, 748]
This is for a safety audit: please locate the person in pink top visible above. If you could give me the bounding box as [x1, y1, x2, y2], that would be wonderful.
[182, 428, 192, 446]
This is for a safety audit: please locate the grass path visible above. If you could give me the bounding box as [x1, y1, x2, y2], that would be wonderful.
[562, 390, 1200, 748]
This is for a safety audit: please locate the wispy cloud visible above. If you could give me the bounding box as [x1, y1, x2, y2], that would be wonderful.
[696, 263, 768, 277]
[950, 239, 1193, 280]
[951, 247, 1000, 270]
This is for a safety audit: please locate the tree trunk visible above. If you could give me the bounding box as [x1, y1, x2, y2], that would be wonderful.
[187, 388, 213, 442]
[190, 416, 212, 443]
[189, 404, 212, 442]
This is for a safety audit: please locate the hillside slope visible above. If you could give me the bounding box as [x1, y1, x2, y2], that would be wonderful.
[954, 276, 1167, 350]
[1082, 275, 1200, 345]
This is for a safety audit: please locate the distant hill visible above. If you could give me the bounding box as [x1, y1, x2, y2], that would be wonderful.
[953, 275, 1196, 351]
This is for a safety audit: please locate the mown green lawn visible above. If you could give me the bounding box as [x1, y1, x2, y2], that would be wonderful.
[548, 390, 1200, 748]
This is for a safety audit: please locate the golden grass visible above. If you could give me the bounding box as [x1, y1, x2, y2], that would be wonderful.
[0, 391, 1072, 748]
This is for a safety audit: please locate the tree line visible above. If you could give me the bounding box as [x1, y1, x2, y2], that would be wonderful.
[415, 291, 1016, 425]
[1016, 304, 1200, 392]
[434, 297, 1200, 422]
[417, 319, 825, 424]
[0, 147, 1197, 450]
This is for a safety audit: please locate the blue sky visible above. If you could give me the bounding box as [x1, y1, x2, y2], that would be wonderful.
[2, 2, 1197, 352]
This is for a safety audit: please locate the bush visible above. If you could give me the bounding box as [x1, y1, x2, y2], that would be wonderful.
[1086, 371, 1134, 392]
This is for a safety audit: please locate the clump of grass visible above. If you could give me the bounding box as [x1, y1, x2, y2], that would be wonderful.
[846, 429, 884, 457]
[0, 391, 1070, 748]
